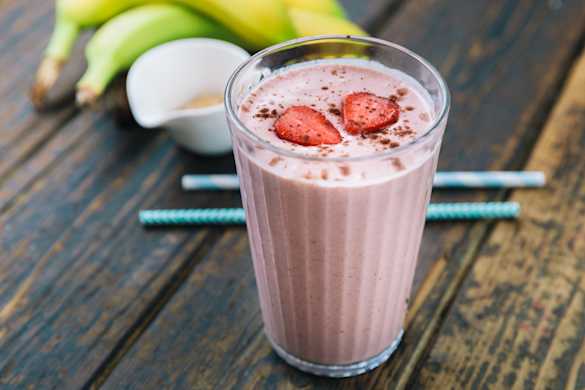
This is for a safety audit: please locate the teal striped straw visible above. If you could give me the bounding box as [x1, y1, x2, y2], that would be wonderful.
[181, 172, 545, 191]
[139, 202, 520, 226]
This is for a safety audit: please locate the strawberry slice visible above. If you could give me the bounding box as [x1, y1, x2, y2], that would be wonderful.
[342, 92, 400, 134]
[274, 106, 342, 146]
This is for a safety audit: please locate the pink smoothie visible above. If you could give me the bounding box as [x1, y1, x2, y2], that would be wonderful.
[233, 59, 443, 368]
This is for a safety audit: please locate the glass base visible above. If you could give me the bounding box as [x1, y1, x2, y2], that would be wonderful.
[267, 329, 404, 378]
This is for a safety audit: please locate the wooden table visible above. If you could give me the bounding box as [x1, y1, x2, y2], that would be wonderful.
[1, 1, 584, 388]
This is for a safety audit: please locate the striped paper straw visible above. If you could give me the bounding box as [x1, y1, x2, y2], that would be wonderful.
[181, 172, 545, 191]
[140, 208, 246, 225]
[433, 171, 545, 188]
[139, 202, 520, 226]
[181, 175, 240, 191]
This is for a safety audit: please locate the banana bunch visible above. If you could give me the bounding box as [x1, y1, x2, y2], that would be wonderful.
[31, 0, 367, 108]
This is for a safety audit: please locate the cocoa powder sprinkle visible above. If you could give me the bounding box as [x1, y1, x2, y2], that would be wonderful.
[339, 165, 351, 176]
[328, 108, 341, 116]
[390, 157, 405, 171]
[269, 157, 283, 166]
[394, 128, 415, 137]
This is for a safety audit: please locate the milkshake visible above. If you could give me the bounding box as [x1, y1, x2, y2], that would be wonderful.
[226, 36, 449, 377]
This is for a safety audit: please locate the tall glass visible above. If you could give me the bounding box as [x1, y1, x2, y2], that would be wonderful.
[225, 36, 449, 377]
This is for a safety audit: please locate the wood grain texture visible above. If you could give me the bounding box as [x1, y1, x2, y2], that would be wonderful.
[413, 50, 585, 390]
[362, 1, 585, 386]
[101, 1, 585, 388]
[392, 0, 585, 282]
[340, 0, 404, 33]
[98, 231, 259, 390]
[0, 24, 242, 383]
[0, 0, 67, 162]
[0, 108, 240, 387]
[0, 0, 88, 198]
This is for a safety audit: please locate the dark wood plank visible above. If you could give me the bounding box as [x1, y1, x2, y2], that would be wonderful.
[0, 0, 87, 193]
[340, 0, 404, 33]
[0, 0, 54, 134]
[101, 0, 585, 388]
[0, 5, 242, 385]
[0, 0, 61, 147]
[95, 231, 257, 390]
[0, 118, 243, 388]
[412, 50, 585, 390]
[354, 0, 585, 386]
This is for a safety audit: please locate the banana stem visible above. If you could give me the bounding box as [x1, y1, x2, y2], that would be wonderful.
[46, 13, 80, 60]
[30, 13, 79, 109]
[30, 57, 65, 108]
[76, 58, 118, 106]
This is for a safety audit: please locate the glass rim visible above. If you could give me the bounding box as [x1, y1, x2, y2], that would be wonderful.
[225, 35, 450, 163]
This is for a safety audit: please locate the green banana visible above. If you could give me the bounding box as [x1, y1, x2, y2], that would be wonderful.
[31, 0, 149, 108]
[32, 0, 295, 107]
[175, 0, 296, 49]
[33, 0, 362, 109]
[57, 0, 145, 26]
[288, 7, 367, 37]
[284, 0, 346, 18]
[30, 11, 78, 108]
[76, 3, 241, 106]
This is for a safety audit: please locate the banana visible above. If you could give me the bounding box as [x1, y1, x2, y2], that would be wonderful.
[283, 0, 346, 18]
[32, 0, 295, 107]
[175, 0, 296, 50]
[57, 0, 144, 26]
[34, 0, 362, 109]
[30, 10, 79, 108]
[288, 7, 367, 37]
[76, 4, 241, 106]
[31, 0, 148, 108]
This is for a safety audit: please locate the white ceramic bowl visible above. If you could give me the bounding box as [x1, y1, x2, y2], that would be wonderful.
[127, 38, 250, 155]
